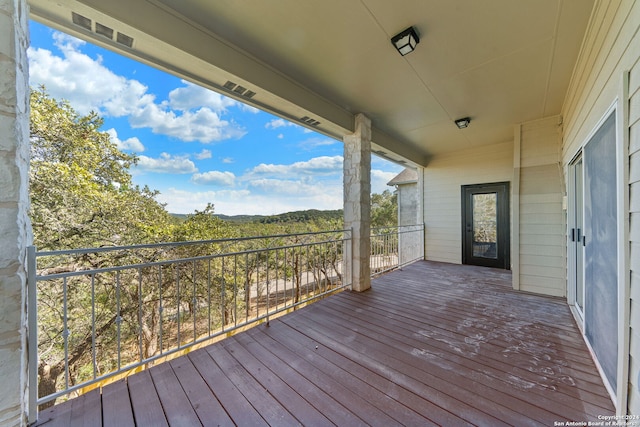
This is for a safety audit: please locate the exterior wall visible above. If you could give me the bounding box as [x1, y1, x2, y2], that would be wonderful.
[423, 141, 513, 264]
[561, 0, 640, 414]
[517, 117, 566, 297]
[0, 0, 31, 425]
[397, 182, 419, 226]
[629, 53, 640, 414]
[396, 182, 422, 266]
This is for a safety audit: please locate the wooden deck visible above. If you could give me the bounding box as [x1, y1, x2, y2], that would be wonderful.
[35, 261, 615, 426]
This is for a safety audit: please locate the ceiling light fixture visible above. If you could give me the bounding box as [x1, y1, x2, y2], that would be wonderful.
[455, 117, 471, 129]
[391, 26, 420, 56]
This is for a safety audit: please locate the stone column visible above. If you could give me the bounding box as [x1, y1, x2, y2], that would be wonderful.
[0, 0, 31, 425]
[343, 114, 371, 292]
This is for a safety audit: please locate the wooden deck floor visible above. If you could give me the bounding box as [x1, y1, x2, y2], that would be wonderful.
[35, 261, 615, 426]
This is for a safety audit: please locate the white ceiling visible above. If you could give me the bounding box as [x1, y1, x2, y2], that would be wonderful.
[29, 0, 594, 166]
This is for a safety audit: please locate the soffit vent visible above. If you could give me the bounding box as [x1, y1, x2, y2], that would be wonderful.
[95, 22, 114, 40]
[116, 32, 134, 48]
[223, 81, 257, 99]
[71, 12, 91, 31]
[300, 116, 321, 127]
[71, 12, 134, 48]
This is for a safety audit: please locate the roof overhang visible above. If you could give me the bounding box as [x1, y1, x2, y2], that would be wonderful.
[28, 0, 595, 167]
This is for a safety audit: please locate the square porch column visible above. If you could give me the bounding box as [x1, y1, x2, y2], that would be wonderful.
[0, 0, 31, 425]
[343, 114, 371, 292]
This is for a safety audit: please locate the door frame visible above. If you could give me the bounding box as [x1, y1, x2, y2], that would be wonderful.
[567, 152, 585, 323]
[461, 182, 510, 269]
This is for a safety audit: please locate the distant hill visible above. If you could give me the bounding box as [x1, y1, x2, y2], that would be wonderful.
[255, 209, 342, 224]
[171, 209, 343, 224]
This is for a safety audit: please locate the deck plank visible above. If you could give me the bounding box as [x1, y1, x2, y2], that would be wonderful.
[127, 370, 169, 427]
[102, 379, 135, 427]
[148, 361, 202, 426]
[169, 355, 235, 427]
[219, 336, 335, 426]
[243, 326, 406, 427]
[187, 348, 268, 426]
[327, 290, 614, 413]
[250, 324, 438, 426]
[283, 308, 520, 426]
[232, 330, 368, 426]
[33, 260, 616, 426]
[312, 297, 586, 423]
[204, 344, 302, 426]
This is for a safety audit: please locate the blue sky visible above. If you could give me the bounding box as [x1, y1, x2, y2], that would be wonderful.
[27, 21, 402, 216]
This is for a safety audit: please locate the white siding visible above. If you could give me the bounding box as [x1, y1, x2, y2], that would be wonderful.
[423, 141, 513, 264]
[629, 58, 640, 414]
[562, 0, 640, 414]
[517, 117, 565, 297]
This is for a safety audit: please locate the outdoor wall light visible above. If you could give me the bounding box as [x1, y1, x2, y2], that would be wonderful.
[391, 26, 420, 56]
[455, 117, 471, 129]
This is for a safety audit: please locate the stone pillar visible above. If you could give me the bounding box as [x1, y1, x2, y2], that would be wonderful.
[0, 0, 31, 425]
[343, 114, 371, 292]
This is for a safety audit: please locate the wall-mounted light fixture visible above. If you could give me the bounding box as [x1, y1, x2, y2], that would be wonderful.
[455, 117, 471, 129]
[391, 27, 420, 56]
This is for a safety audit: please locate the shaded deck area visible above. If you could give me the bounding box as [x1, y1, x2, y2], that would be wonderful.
[35, 261, 615, 426]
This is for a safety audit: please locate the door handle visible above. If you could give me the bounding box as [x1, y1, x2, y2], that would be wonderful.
[570, 228, 575, 242]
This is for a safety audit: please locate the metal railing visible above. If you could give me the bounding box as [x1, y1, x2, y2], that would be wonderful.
[28, 229, 351, 417]
[370, 224, 424, 277]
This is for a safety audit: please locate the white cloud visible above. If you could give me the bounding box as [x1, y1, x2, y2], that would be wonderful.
[240, 104, 260, 114]
[135, 153, 197, 174]
[371, 169, 399, 194]
[129, 101, 246, 143]
[191, 171, 236, 186]
[265, 118, 298, 129]
[28, 31, 246, 144]
[250, 156, 343, 177]
[168, 80, 237, 111]
[299, 137, 338, 150]
[195, 149, 212, 160]
[157, 188, 341, 216]
[222, 157, 235, 164]
[277, 134, 284, 139]
[106, 128, 145, 152]
[248, 178, 327, 196]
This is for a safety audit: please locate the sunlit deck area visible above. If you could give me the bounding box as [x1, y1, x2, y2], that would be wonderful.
[35, 260, 615, 426]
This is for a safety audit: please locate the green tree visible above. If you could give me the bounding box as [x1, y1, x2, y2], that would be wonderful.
[30, 87, 178, 408]
[30, 86, 174, 250]
[371, 190, 397, 228]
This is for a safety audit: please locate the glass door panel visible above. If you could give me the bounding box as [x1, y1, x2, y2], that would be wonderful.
[472, 193, 498, 259]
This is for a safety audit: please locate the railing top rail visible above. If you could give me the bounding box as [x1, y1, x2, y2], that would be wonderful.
[33, 228, 351, 257]
[370, 224, 423, 230]
[36, 236, 349, 280]
[370, 224, 424, 234]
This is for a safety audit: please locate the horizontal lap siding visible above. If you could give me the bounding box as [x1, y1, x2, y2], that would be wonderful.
[629, 46, 638, 413]
[518, 117, 565, 297]
[423, 142, 513, 264]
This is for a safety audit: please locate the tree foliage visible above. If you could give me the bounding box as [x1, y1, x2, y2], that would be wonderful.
[30, 86, 175, 250]
[371, 189, 398, 228]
